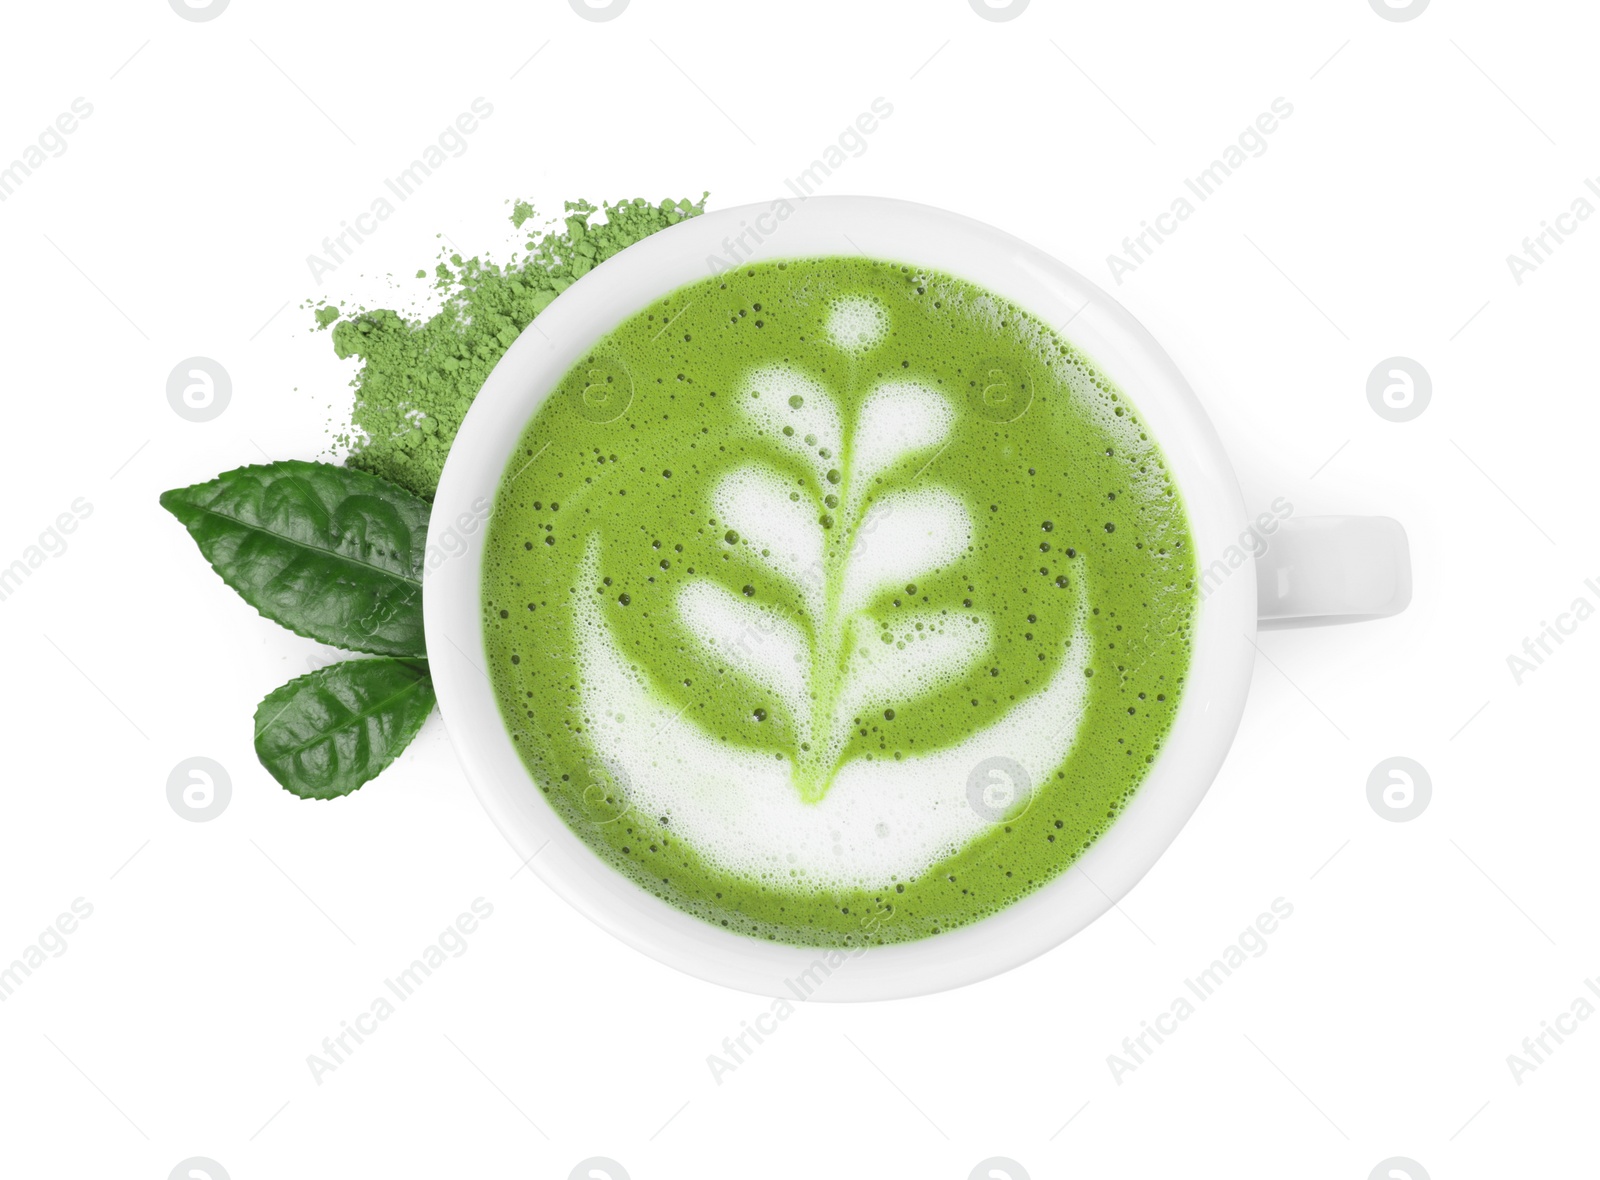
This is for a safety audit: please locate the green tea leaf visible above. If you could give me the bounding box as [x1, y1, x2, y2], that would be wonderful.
[159, 460, 430, 657]
[254, 658, 435, 799]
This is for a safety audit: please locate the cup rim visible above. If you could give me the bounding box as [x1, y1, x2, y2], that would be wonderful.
[424, 195, 1257, 1000]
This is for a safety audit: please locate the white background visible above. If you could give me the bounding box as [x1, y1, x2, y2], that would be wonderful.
[1, 1, 1595, 1177]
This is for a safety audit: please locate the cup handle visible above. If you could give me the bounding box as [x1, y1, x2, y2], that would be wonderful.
[1254, 515, 1412, 629]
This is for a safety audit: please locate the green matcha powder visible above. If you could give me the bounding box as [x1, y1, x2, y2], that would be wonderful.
[319, 195, 707, 498]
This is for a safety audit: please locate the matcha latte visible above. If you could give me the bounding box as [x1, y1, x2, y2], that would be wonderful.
[482, 258, 1197, 946]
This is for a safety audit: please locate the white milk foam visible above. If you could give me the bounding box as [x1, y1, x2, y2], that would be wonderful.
[712, 465, 827, 615]
[574, 535, 1091, 890]
[825, 296, 889, 354]
[851, 382, 954, 490]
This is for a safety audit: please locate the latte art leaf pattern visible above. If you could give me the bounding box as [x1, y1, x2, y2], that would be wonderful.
[569, 314, 1095, 891]
[675, 361, 977, 800]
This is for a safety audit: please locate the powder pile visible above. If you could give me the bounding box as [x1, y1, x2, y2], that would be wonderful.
[320, 195, 707, 498]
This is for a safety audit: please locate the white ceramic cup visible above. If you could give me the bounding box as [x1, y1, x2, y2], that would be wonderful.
[425, 197, 1410, 1000]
